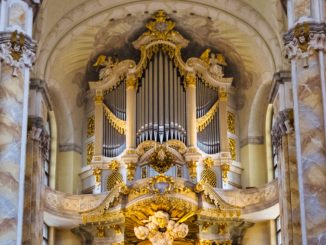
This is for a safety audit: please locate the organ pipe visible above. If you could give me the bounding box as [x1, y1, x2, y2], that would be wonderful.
[136, 51, 187, 144]
[196, 77, 220, 154]
[102, 81, 126, 157]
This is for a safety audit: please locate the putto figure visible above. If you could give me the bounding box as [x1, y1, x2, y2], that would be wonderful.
[134, 211, 189, 245]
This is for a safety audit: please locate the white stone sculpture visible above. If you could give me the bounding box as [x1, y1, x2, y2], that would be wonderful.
[134, 211, 188, 245]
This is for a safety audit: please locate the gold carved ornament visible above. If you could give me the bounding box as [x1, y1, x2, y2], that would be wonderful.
[87, 142, 94, 165]
[148, 145, 175, 174]
[197, 100, 219, 132]
[103, 104, 126, 135]
[228, 138, 236, 161]
[93, 167, 102, 183]
[126, 74, 137, 89]
[110, 225, 122, 235]
[221, 164, 230, 183]
[294, 23, 310, 52]
[145, 10, 176, 40]
[108, 159, 120, 171]
[218, 88, 228, 101]
[94, 94, 104, 104]
[187, 161, 197, 179]
[87, 115, 95, 137]
[97, 225, 105, 238]
[203, 157, 214, 169]
[126, 162, 136, 181]
[185, 73, 196, 88]
[133, 11, 188, 81]
[227, 112, 235, 134]
[10, 31, 25, 61]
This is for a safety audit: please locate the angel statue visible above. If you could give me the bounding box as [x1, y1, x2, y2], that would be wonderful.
[200, 49, 227, 79]
[134, 211, 189, 245]
[93, 54, 118, 80]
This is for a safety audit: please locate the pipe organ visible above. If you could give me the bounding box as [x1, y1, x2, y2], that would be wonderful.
[136, 50, 187, 145]
[81, 12, 246, 244]
[196, 78, 220, 154]
[87, 10, 234, 188]
[102, 81, 126, 157]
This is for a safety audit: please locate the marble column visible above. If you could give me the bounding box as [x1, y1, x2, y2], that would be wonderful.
[185, 73, 197, 147]
[284, 1, 326, 243]
[23, 117, 47, 245]
[0, 0, 36, 244]
[23, 80, 52, 244]
[270, 71, 301, 245]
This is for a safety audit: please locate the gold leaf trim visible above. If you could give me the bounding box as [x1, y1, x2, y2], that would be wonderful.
[197, 100, 219, 132]
[103, 104, 126, 135]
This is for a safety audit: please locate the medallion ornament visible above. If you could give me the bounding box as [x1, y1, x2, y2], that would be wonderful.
[148, 145, 175, 174]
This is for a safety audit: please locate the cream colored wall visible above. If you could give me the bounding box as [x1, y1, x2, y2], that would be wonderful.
[243, 221, 272, 245]
[55, 229, 80, 245]
[56, 151, 82, 194]
[241, 144, 267, 188]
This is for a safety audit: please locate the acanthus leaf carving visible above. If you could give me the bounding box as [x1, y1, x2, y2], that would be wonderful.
[0, 31, 36, 76]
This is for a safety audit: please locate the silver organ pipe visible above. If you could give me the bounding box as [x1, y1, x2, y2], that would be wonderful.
[136, 50, 187, 144]
[196, 78, 220, 154]
[103, 81, 126, 157]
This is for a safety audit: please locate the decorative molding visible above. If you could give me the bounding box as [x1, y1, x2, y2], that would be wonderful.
[89, 11, 233, 93]
[284, 22, 326, 60]
[0, 31, 36, 76]
[240, 136, 264, 147]
[103, 103, 126, 135]
[268, 71, 291, 103]
[58, 143, 82, 153]
[271, 109, 294, 153]
[30, 79, 53, 110]
[197, 100, 219, 132]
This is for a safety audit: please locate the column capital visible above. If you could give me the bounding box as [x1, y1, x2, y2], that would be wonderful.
[94, 89, 104, 104]
[218, 87, 228, 101]
[185, 73, 196, 88]
[126, 74, 137, 89]
[284, 22, 326, 60]
[0, 31, 36, 76]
